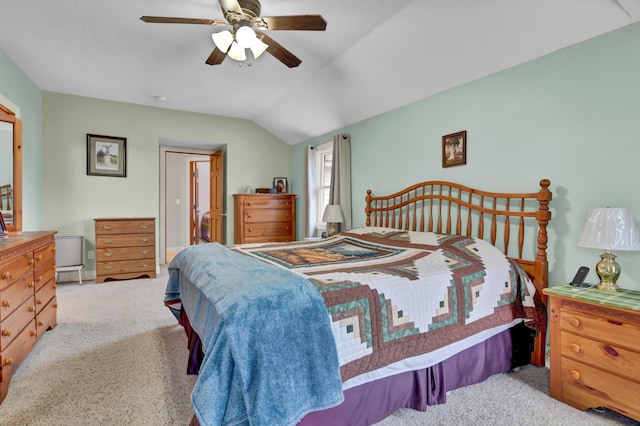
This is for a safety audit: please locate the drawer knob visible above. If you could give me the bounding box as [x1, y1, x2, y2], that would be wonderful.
[140, 238, 148, 242]
[36, 275, 42, 282]
[105, 266, 113, 270]
[105, 252, 113, 257]
[30, 329, 37, 337]
[1, 299, 10, 308]
[28, 258, 34, 266]
[28, 305, 35, 312]
[140, 224, 148, 229]
[104, 239, 112, 244]
[3, 357, 13, 367]
[28, 281, 34, 288]
[37, 320, 43, 327]
[568, 317, 581, 328]
[569, 343, 581, 353]
[2, 329, 11, 337]
[103, 225, 112, 230]
[569, 369, 581, 380]
[141, 250, 148, 255]
[1, 271, 11, 280]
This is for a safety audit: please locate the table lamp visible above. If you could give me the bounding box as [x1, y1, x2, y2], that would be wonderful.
[323, 205, 345, 237]
[577, 207, 640, 291]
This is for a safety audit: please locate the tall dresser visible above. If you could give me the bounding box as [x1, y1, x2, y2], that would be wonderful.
[545, 285, 640, 422]
[233, 194, 296, 244]
[94, 218, 156, 283]
[0, 231, 57, 404]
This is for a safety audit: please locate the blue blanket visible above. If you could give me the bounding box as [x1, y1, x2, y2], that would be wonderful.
[166, 243, 344, 426]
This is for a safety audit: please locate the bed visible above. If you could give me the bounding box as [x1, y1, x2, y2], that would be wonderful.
[166, 179, 552, 426]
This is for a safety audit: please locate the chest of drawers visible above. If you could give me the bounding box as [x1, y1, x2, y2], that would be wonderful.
[233, 194, 296, 244]
[545, 286, 640, 422]
[0, 231, 57, 404]
[94, 218, 156, 284]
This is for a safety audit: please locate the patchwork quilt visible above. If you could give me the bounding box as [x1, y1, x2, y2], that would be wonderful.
[234, 227, 547, 387]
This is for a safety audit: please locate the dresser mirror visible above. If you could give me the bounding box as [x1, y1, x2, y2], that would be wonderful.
[0, 102, 22, 232]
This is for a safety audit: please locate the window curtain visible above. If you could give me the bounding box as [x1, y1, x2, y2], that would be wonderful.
[329, 134, 352, 231]
[304, 145, 318, 238]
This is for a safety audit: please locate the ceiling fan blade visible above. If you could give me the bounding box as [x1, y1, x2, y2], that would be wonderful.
[257, 32, 301, 68]
[256, 15, 327, 31]
[140, 16, 226, 25]
[206, 47, 227, 65]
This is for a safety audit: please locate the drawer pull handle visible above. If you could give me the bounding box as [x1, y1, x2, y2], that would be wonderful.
[141, 250, 148, 255]
[36, 275, 42, 282]
[28, 281, 34, 288]
[38, 320, 44, 327]
[104, 239, 112, 244]
[28, 306, 35, 312]
[30, 329, 37, 337]
[568, 317, 581, 328]
[142, 263, 149, 267]
[28, 258, 35, 266]
[1, 300, 10, 308]
[140, 238, 148, 242]
[103, 225, 112, 230]
[3, 357, 13, 367]
[569, 369, 581, 380]
[105, 266, 113, 270]
[1, 271, 10, 280]
[2, 329, 11, 337]
[140, 224, 148, 229]
[53, 303, 58, 309]
[36, 299, 42, 305]
[603, 345, 619, 357]
[568, 343, 581, 353]
[105, 252, 113, 257]
[607, 319, 623, 326]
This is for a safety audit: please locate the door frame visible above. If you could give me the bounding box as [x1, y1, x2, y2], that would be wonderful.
[159, 145, 225, 265]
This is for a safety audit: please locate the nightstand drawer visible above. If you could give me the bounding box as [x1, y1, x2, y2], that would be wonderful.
[560, 308, 640, 352]
[560, 331, 640, 379]
[562, 357, 640, 420]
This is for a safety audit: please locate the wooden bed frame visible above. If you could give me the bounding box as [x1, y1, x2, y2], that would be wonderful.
[365, 179, 552, 366]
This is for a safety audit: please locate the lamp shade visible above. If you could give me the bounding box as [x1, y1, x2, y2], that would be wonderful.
[323, 205, 345, 223]
[212, 30, 233, 52]
[577, 207, 640, 251]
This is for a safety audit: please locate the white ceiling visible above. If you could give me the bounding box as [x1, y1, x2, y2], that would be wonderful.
[1, 0, 638, 145]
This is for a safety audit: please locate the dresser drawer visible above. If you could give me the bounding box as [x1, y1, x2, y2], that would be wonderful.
[95, 234, 155, 249]
[96, 247, 155, 262]
[244, 209, 293, 224]
[95, 219, 155, 235]
[560, 308, 640, 352]
[36, 296, 57, 337]
[35, 278, 56, 316]
[0, 276, 33, 321]
[34, 241, 55, 268]
[0, 252, 33, 287]
[560, 331, 640, 379]
[242, 198, 294, 210]
[34, 259, 55, 292]
[243, 223, 293, 238]
[97, 260, 155, 276]
[1, 296, 35, 350]
[1, 319, 37, 383]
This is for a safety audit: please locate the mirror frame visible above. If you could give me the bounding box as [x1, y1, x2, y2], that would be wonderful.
[0, 103, 22, 232]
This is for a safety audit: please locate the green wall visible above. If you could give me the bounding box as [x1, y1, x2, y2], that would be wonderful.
[0, 50, 43, 229]
[292, 22, 640, 291]
[41, 92, 291, 270]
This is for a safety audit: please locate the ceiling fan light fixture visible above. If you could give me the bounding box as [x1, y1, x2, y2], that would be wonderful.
[235, 25, 257, 49]
[212, 30, 234, 52]
[250, 38, 269, 59]
[228, 41, 247, 61]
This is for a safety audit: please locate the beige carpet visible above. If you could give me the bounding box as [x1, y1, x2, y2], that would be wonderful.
[0, 267, 637, 425]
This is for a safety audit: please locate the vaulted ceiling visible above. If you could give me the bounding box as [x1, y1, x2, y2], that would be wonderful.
[1, 0, 638, 145]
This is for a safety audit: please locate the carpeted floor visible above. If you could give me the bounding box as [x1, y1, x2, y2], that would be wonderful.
[0, 267, 637, 425]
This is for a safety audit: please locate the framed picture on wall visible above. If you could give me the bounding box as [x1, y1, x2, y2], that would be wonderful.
[0, 211, 7, 236]
[442, 130, 467, 168]
[87, 134, 127, 177]
[273, 177, 288, 193]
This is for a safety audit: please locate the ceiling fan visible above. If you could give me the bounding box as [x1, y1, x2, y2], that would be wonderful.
[140, 0, 327, 68]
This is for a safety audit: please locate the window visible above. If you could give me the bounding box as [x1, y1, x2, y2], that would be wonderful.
[315, 141, 333, 229]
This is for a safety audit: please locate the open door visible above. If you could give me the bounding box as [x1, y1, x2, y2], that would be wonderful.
[209, 150, 224, 243]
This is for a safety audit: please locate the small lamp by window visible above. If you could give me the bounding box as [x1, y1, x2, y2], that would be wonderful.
[323, 205, 344, 237]
[577, 207, 640, 291]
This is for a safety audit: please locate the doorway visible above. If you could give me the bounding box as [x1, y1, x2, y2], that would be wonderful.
[160, 146, 225, 265]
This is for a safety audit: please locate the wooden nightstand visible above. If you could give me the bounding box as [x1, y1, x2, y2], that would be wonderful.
[544, 285, 640, 421]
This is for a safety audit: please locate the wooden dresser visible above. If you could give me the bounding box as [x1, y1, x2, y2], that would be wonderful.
[0, 231, 57, 404]
[94, 218, 156, 283]
[545, 285, 640, 422]
[233, 194, 296, 244]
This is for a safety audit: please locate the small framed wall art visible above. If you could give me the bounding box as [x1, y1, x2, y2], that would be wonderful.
[442, 130, 467, 168]
[87, 134, 127, 177]
[273, 177, 288, 193]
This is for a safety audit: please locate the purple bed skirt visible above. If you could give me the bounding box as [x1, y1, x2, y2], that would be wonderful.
[180, 309, 525, 426]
